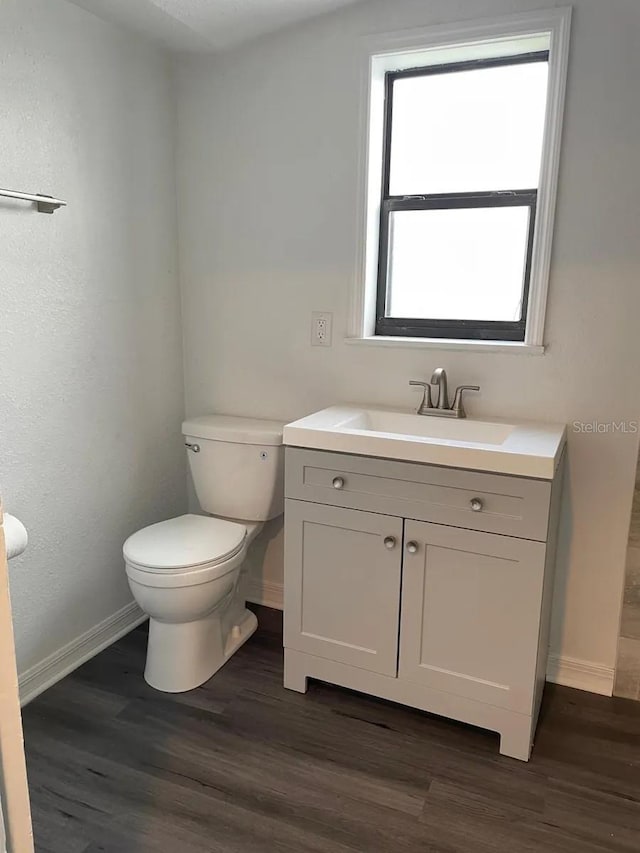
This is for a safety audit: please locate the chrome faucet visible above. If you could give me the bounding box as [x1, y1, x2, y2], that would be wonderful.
[409, 368, 479, 419]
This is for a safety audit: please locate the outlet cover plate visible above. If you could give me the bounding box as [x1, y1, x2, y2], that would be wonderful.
[311, 311, 333, 347]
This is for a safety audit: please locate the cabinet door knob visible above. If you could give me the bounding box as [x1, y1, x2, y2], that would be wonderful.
[470, 497, 483, 512]
[332, 476, 345, 490]
[406, 541, 419, 554]
[383, 536, 396, 550]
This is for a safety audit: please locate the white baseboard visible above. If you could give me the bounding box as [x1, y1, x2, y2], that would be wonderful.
[19, 601, 146, 707]
[247, 580, 283, 611]
[546, 654, 614, 696]
[18, 594, 612, 705]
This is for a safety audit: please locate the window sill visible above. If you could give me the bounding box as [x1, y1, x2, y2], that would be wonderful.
[345, 335, 545, 355]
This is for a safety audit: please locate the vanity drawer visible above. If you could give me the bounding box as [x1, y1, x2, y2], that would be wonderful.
[285, 448, 551, 541]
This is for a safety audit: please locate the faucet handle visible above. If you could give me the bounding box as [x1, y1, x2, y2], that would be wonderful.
[409, 380, 433, 414]
[451, 385, 480, 418]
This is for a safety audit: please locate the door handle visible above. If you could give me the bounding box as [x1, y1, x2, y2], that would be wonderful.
[406, 541, 419, 554]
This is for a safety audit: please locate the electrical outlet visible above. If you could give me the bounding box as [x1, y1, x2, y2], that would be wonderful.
[311, 311, 333, 347]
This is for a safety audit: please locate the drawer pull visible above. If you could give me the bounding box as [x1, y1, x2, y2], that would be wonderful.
[406, 541, 419, 554]
[332, 476, 345, 490]
[470, 497, 484, 512]
[383, 536, 396, 550]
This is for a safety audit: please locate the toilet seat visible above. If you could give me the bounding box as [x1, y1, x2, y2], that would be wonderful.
[123, 514, 247, 575]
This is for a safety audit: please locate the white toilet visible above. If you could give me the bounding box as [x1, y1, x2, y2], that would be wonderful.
[123, 414, 285, 693]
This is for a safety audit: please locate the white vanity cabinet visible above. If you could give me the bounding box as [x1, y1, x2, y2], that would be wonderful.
[283, 447, 564, 761]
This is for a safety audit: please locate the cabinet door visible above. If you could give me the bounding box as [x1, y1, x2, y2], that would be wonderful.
[399, 520, 546, 714]
[284, 499, 403, 676]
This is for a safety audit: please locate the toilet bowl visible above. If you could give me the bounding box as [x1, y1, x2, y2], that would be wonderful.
[124, 514, 263, 692]
[123, 415, 284, 693]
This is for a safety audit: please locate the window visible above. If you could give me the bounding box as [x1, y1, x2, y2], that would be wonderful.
[378, 53, 548, 341]
[352, 9, 572, 351]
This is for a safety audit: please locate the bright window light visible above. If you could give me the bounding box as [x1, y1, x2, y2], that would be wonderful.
[389, 62, 549, 195]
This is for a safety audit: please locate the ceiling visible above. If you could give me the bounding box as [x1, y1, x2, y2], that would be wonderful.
[67, 0, 362, 53]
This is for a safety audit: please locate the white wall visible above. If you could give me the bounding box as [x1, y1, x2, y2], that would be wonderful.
[0, 0, 187, 674]
[175, 0, 640, 677]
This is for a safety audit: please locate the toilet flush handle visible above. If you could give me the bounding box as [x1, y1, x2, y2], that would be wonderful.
[185, 442, 200, 453]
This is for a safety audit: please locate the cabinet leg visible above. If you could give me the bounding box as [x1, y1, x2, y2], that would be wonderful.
[499, 715, 533, 761]
[283, 649, 308, 693]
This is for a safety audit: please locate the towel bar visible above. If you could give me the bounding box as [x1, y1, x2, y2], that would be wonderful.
[0, 187, 66, 214]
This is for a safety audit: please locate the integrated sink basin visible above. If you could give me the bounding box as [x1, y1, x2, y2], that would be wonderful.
[283, 405, 566, 479]
[341, 409, 515, 446]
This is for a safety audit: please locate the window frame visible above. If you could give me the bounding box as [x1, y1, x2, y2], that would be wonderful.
[375, 51, 548, 342]
[349, 8, 573, 354]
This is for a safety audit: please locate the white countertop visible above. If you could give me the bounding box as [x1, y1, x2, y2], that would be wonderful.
[283, 405, 567, 480]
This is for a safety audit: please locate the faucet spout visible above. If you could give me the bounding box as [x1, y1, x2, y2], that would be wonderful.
[430, 367, 449, 410]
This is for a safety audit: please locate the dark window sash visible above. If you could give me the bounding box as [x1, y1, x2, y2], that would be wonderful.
[388, 49, 550, 83]
[383, 189, 537, 211]
[375, 318, 527, 342]
[375, 192, 537, 341]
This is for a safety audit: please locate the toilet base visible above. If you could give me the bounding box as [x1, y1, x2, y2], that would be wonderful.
[144, 607, 258, 693]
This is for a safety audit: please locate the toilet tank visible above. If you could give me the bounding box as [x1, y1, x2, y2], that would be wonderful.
[182, 415, 285, 521]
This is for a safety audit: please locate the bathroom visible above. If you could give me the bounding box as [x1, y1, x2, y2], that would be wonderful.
[0, 0, 639, 850]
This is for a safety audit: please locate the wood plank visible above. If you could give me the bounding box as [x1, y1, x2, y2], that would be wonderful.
[21, 606, 640, 853]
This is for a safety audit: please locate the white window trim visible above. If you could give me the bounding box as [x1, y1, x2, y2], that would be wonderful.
[349, 7, 572, 354]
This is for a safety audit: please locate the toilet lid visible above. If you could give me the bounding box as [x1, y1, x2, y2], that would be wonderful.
[123, 514, 246, 570]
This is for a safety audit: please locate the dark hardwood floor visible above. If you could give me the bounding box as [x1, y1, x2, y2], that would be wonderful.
[22, 606, 640, 853]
